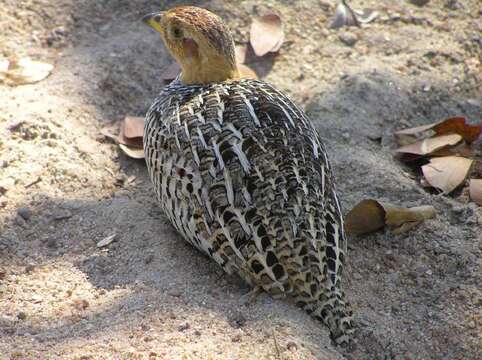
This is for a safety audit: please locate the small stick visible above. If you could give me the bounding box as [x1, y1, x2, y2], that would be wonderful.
[272, 329, 282, 360]
[25, 177, 41, 188]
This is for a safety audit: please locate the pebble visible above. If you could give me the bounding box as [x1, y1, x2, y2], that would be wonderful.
[17, 207, 32, 221]
[17, 312, 27, 320]
[410, 0, 430, 7]
[286, 341, 298, 351]
[339, 32, 358, 47]
[229, 311, 247, 328]
[178, 322, 190, 331]
[46, 238, 58, 249]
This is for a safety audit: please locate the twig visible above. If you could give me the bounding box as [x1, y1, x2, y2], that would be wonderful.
[25, 177, 41, 188]
[272, 329, 282, 360]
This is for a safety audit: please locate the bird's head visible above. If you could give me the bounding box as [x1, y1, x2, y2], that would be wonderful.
[143, 6, 240, 85]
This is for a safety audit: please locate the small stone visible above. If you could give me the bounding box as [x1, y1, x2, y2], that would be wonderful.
[339, 32, 358, 46]
[144, 254, 155, 264]
[73, 299, 89, 310]
[178, 322, 190, 331]
[17, 312, 27, 320]
[194, 330, 202, 336]
[25, 265, 35, 273]
[228, 311, 247, 328]
[286, 341, 298, 351]
[231, 334, 242, 342]
[410, 0, 430, 6]
[17, 207, 32, 221]
[46, 238, 57, 249]
[0, 270, 5, 280]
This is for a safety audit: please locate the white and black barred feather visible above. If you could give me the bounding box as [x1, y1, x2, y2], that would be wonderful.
[144, 77, 354, 344]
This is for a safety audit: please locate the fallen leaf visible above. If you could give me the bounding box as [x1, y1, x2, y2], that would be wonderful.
[381, 203, 436, 235]
[353, 8, 379, 24]
[1, 58, 53, 85]
[396, 134, 462, 155]
[345, 199, 385, 235]
[345, 199, 436, 235]
[235, 45, 248, 64]
[122, 116, 144, 139]
[329, 1, 378, 29]
[250, 14, 284, 57]
[96, 234, 117, 248]
[100, 127, 119, 143]
[422, 156, 473, 194]
[395, 117, 482, 144]
[118, 117, 144, 148]
[238, 64, 258, 79]
[469, 179, 482, 205]
[161, 62, 181, 84]
[119, 144, 145, 159]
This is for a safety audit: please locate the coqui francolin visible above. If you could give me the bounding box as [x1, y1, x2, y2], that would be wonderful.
[142, 6, 354, 345]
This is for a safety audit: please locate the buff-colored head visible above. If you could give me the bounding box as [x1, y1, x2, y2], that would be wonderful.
[143, 6, 240, 85]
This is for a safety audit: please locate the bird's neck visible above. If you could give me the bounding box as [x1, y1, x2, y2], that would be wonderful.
[178, 47, 240, 85]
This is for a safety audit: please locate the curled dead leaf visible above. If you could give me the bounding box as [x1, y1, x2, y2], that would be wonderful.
[345, 199, 385, 235]
[329, 1, 378, 29]
[0, 58, 53, 85]
[118, 116, 144, 149]
[235, 45, 248, 64]
[345, 199, 436, 235]
[122, 116, 144, 139]
[118, 144, 145, 159]
[421, 156, 473, 194]
[469, 179, 482, 205]
[250, 14, 284, 57]
[395, 117, 482, 144]
[396, 134, 462, 156]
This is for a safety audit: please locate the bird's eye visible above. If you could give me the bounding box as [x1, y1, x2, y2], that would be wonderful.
[172, 27, 182, 38]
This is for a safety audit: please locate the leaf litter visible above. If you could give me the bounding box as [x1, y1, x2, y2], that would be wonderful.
[0, 57, 54, 85]
[395, 116, 481, 201]
[329, 0, 378, 29]
[345, 199, 436, 235]
[422, 156, 473, 194]
[249, 14, 284, 57]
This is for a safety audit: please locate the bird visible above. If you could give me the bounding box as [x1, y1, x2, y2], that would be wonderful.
[142, 6, 354, 345]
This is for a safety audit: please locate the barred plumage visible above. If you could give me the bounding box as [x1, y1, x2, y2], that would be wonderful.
[143, 6, 353, 344]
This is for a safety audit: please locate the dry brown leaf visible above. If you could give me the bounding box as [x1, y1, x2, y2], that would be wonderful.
[250, 14, 284, 57]
[1, 58, 53, 85]
[395, 117, 482, 144]
[329, 1, 378, 29]
[422, 156, 473, 194]
[118, 117, 143, 148]
[119, 144, 145, 159]
[396, 134, 462, 155]
[381, 203, 436, 235]
[235, 45, 248, 64]
[123, 116, 144, 139]
[345, 199, 385, 235]
[469, 179, 482, 205]
[238, 64, 258, 79]
[346, 199, 436, 235]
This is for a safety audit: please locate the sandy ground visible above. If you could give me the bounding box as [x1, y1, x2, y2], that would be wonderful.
[0, 0, 481, 359]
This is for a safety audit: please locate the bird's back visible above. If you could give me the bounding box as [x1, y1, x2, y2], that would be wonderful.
[144, 78, 353, 343]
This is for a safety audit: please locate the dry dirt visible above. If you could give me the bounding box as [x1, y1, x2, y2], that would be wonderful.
[0, 1, 481, 359]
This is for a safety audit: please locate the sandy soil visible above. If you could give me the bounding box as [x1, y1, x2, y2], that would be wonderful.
[0, 0, 481, 359]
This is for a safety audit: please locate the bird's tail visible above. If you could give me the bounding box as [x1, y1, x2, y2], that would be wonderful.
[298, 285, 354, 345]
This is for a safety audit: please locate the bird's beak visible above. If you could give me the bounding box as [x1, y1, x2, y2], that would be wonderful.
[142, 12, 164, 33]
